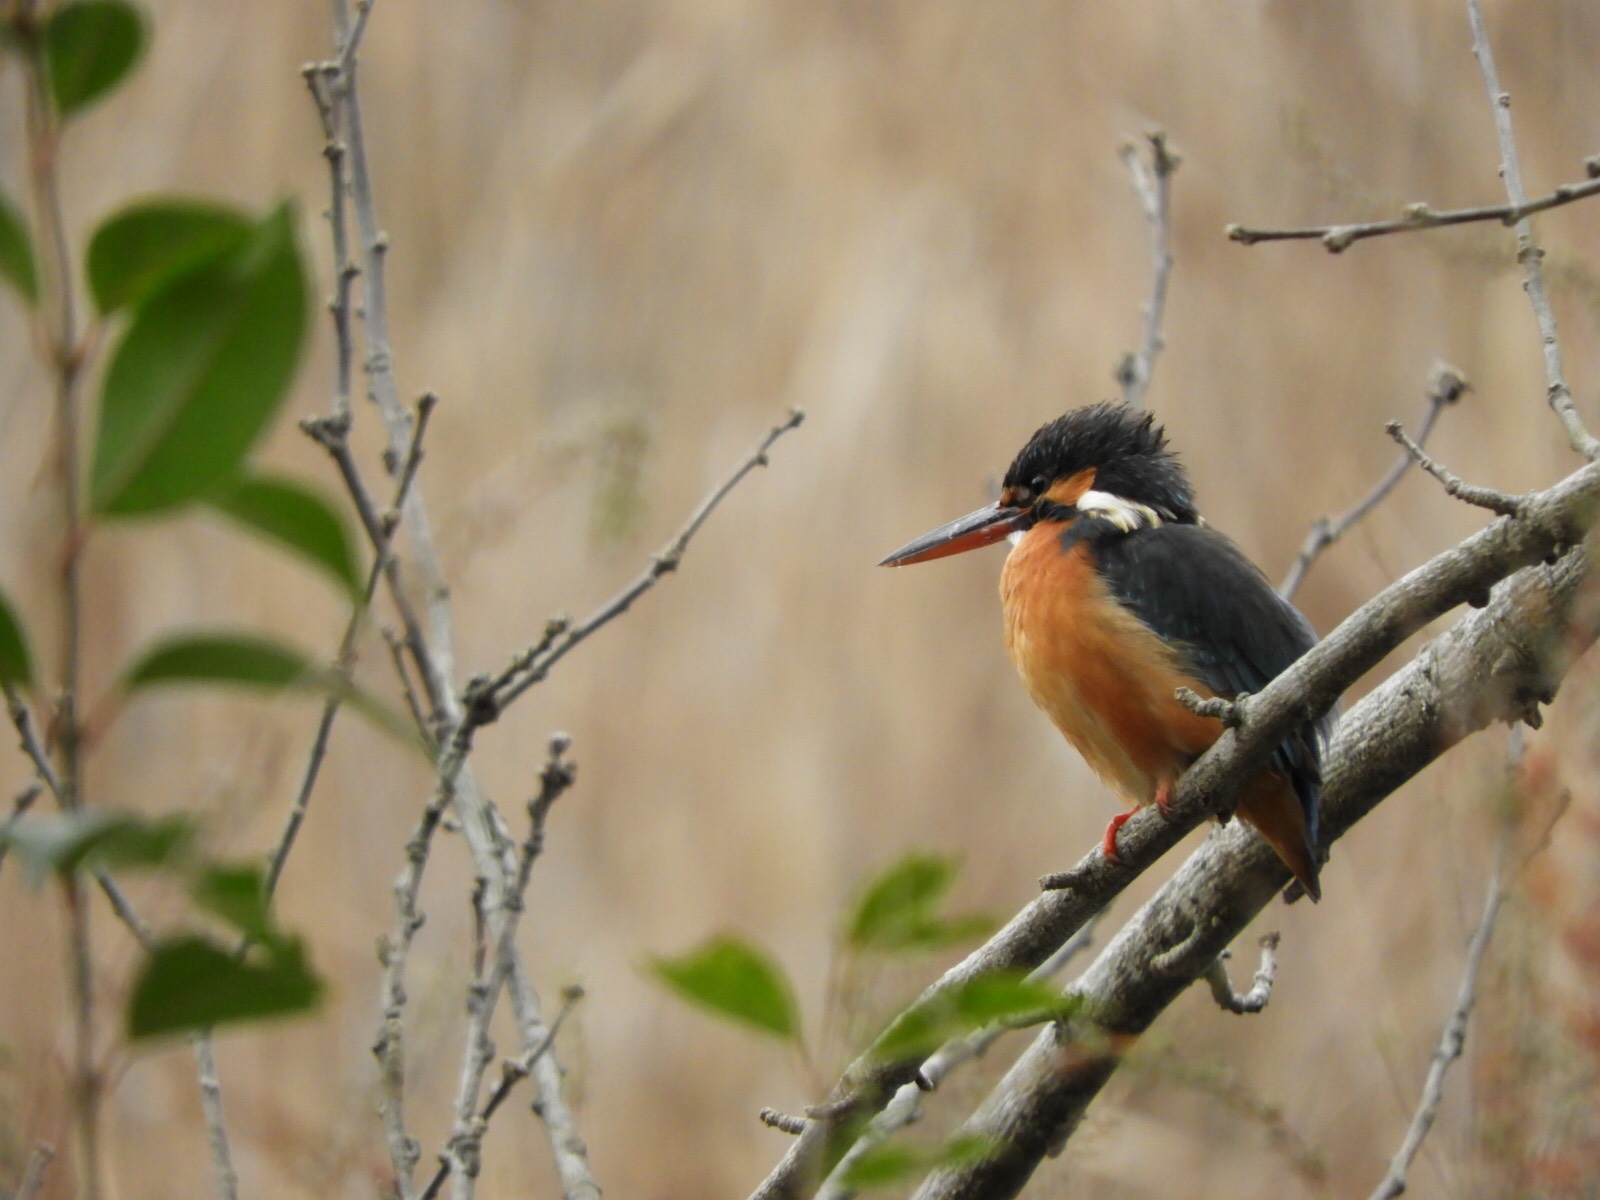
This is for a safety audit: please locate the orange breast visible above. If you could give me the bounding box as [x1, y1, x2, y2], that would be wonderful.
[1000, 524, 1222, 806]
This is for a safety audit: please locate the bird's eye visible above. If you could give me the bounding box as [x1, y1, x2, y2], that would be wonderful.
[1030, 475, 1048, 497]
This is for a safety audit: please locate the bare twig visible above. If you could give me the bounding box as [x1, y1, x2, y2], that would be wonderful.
[761, 1109, 809, 1136]
[301, 64, 356, 424]
[1386, 422, 1524, 517]
[315, 9, 594, 1197]
[1368, 843, 1506, 1200]
[440, 735, 578, 1200]
[14, 1142, 55, 1200]
[506, 951, 602, 1200]
[193, 1035, 239, 1200]
[1227, 173, 1600, 253]
[384, 626, 433, 741]
[1281, 364, 1468, 601]
[1202, 932, 1281, 1015]
[816, 916, 1102, 1200]
[372, 723, 470, 1200]
[1464, 0, 1600, 462]
[0, 782, 43, 880]
[337, 0, 376, 76]
[420, 983, 585, 1200]
[1173, 687, 1242, 728]
[1115, 132, 1180, 410]
[266, 392, 436, 903]
[493, 409, 806, 713]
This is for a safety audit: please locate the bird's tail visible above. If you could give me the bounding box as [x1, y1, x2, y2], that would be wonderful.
[1235, 774, 1321, 902]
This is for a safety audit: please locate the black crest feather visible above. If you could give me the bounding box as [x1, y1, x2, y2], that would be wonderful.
[1003, 402, 1199, 523]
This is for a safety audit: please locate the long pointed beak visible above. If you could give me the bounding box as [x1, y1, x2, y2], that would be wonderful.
[878, 503, 1030, 566]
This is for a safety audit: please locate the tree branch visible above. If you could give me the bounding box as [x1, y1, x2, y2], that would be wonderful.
[749, 459, 1600, 1199]
[491, 408, 806, 714]
[1387, 420, 1523, 517]
[1367, 840, 1506, 1200]
[1202, 932, 1280, 1015]
[1280, 363, 1468, 601]
[1464, 0, 1600, 462]
[910, 542, 1595, 1199]
[1226, 172, 1600, 253]
[1115, 131, 1179, 410]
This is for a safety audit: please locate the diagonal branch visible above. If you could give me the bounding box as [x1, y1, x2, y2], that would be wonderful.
[1280, 364, 1468, 601]
[911, 541, 1595, 1199]
[748, 458, 1600, 1199]
[490, 409, 806, 714]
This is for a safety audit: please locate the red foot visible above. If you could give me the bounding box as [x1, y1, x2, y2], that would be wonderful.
[1154, 780, 1177, 819]
[1102, 810, 1136, 861]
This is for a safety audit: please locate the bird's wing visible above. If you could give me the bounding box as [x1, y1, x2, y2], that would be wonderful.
[1085, 521, 1331, 840]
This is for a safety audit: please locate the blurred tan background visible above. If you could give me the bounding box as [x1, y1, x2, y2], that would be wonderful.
[3, 1, 1600, 1196]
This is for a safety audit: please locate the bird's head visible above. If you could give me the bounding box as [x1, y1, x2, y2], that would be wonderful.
[879, 402, 1199, 566]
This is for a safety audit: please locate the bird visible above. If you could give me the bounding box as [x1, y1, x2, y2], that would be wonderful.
[879, 402, 1329, 900]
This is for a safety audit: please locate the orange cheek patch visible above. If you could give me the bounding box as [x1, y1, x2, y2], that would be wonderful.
[1043, 468, 1097, 509]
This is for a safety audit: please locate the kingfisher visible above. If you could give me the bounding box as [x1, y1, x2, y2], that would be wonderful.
[880, 402, 1328, 900]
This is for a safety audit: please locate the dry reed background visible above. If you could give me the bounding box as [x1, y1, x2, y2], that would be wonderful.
[3, 1, 1600, 1197]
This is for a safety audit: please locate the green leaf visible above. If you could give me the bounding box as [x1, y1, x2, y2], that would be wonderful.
[840, 1135, 996, 1190]
[650, 936, 800, 1043]
[125, 632, 322, 690]
[190, 863, 275, 943]
[90, 202, 308, 516]
[126, 934, 323, 1040]
[121, 631, 422, 747]
[848, 854, 956, 950]
[87, 199, 251, 313]
[0, 189, 38, 304]
[207, 474, 362, 597]
[0, 585, 34, 687]
[847, 854, 994, 953]
[872, 972, 1074, 1064]
[0, 811, 195, 881]
[44, 0, 147, 117]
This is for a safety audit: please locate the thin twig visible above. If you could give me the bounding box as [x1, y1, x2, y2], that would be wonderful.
[21, 32, 98, 1198]
[1368, 843, 1506, 1200]
[1116, 131, 1180, 410]
[1464, 0, 1600, 462]
[14, 1142, 55, 1200]
[0, 782, 43, 880]
[337, 0, 376, 77]
[372, 720, 475, 1200]
[816, 916, 1103, 1200]
[266, 393, 436, 904]
[761, 1109, 808, 1136]
[506, 950, 602, 1200]
[1227, 172, 1600, 254]
[193, 1036, 239, 1200]
[301, 64, 356, 423]
[384, 626, 432, 739]
[1173, 687, 1243, 728]
[439, 734, 577, 1200]
[1202, 932, 1281, 1015]
[494, 409, 806, 713]
[1387, 423, 1524, 517]
[420, 983, 585, 1200]
[1281, 364, 1469, 601]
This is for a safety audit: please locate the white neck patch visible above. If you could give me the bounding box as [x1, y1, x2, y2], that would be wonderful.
[1077, 489, 1163, 532]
